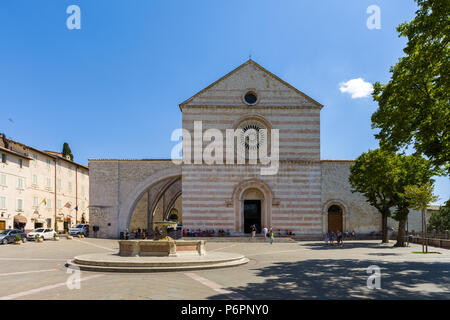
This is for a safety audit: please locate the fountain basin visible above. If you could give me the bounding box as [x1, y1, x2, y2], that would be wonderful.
[119, 240, 206, 257]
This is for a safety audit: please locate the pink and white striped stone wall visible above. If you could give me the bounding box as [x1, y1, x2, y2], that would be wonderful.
[181, 61, 323, 235]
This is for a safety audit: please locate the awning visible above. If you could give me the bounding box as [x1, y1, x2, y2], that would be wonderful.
[14, 215, 27, 224]
[35, 218, 45, 224]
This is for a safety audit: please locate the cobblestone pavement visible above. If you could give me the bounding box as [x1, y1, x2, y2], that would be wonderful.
[0, 238, 448, 300]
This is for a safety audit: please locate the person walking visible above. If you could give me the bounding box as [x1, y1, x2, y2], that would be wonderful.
[337, 230, 343, 246]
[263, 226, 268, 240]
[269, 227, 274, 245]
[324, 232, 329, 245]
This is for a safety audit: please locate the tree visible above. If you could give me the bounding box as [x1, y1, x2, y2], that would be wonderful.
[371, 0, 450, 173]
[391, 156, 436, 247]
[349, 149, 400, 243]
[403, 183, 439, 252]
[62, 142, 74, 161]
[428, 200, 450, 233]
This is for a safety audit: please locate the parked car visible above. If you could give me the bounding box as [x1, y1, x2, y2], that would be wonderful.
[0, 229, 27, 244]
[27, 228, 56, 241]
[69, 224, 89, 237]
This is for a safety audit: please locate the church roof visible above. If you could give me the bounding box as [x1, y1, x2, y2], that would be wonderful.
[179, 59, 323, 110]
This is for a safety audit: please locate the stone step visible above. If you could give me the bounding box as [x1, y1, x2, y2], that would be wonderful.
[74, 254, 246, 268]
[66, 257, 249, 273]
[65, 250, 250, 273]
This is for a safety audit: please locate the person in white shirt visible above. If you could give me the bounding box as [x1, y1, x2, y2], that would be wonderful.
[263, 226, 268, 239]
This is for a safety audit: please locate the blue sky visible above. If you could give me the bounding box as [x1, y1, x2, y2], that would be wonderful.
[0, 0, 448, 204]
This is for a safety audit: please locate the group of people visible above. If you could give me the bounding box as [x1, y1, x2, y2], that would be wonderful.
[345, 230, 357, 240]
[123, 228, 149, 240]
[182, 229, 231, 237]
[122, 225, 298, 243]
[253, 225, 275, 244]
[324, 230, 356, 246]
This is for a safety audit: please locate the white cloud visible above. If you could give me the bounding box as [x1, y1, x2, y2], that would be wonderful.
[339, 78, 373, 99]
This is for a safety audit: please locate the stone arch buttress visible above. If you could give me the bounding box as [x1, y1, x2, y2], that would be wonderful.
[120, 166, 182, 235]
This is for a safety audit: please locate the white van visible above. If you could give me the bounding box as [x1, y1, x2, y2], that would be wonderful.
[69, 224, 89, 236]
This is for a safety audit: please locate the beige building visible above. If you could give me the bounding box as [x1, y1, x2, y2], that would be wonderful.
[0, 134, 89, 232]
[89, 60, 425, 239]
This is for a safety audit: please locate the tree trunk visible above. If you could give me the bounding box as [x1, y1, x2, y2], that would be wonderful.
[422, 209, 425, 253]
[424, 209, 428, 253]
[381, 212, 389, 243]
[394, 218, 406, 247]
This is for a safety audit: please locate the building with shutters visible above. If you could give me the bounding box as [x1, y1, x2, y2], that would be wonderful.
[0, 134, 89, 232]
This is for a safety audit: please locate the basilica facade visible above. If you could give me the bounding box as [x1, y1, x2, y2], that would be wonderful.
[89, 60, 422, 239]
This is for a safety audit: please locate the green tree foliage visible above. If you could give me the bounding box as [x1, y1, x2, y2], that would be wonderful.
[395, 177, 436, 247]
[62, 142, 74, 161]
[403, 183, 439, 212]
[349, 149, 400, 243]
[372, 0, 450, 173]
[428, 199, 450, 233]
[349, 149, 435, 245]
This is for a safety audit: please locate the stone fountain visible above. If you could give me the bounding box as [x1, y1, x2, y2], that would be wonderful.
[66, 221, 248, 272]
[118, 221, 206, 258]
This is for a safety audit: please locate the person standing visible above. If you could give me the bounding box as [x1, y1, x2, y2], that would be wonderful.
[324, 232, 329, 245]
[251, 224, 256, 239]
[329, 230, 334, 245]
[269, 227, 274, 245]
[125, 228, 130, 240]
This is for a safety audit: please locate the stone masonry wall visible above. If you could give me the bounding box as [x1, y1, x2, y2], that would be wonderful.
[321, 160, 423, 235]
[89, 160, 180, 238]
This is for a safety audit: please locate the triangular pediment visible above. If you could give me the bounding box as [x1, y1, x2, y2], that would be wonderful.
[179, 60, 322, 110]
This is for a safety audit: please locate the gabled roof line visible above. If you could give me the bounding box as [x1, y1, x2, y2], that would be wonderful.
[179, 60, 253, 110]
[2, 137, 88, 170]
[179, 59, 323, 111]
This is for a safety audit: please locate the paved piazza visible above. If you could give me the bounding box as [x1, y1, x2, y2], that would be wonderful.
[0, 238, 449, 300]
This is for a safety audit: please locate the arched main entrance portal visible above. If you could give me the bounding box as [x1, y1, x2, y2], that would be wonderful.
[233, 179, 273, 234]
[242, 188, 263, 233]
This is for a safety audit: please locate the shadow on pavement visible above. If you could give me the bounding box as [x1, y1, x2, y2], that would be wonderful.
[303, 241, 393, 251]
[209, 259, 450, 300]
